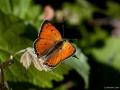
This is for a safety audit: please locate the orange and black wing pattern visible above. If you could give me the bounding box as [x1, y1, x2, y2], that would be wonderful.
[44, 41, 76, 67]
[34, 20, 62, 57]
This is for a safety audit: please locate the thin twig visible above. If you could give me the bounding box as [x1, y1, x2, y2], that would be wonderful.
[0, 55, 14, 90]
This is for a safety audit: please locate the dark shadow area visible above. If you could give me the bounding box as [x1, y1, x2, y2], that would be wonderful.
[88, 54, 120, 90]
[21, 24, 38, 41]
[52, 70, 85, 90]
[8, 82, 51, 90]
[34, 0, 75, 10]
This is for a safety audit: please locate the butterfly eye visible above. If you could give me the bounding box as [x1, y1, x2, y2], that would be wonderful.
[63, 40, 67, 42]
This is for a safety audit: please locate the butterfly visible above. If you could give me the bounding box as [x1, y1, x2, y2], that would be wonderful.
[34, 20, 76, 67]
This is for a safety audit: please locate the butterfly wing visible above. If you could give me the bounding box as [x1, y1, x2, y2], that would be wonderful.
[44, 41, 76, 67]
[34, 20, 62, 57]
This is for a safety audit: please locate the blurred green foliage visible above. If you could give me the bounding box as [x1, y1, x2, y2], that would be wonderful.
[63, 0, 94, 25]
[107, 1, 120, 18]
[0, 0, 120, 89]
[92, 37, 120, 70]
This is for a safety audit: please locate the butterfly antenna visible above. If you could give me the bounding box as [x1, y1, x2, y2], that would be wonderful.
[62, 18, 65, 38]
[72, 55, 79, 59]
[62, 24, 64, 38]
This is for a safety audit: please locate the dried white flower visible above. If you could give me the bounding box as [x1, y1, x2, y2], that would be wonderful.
[19, 47, 53, 71]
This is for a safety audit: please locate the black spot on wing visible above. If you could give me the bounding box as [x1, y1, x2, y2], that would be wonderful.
[51, 29, 54, 32]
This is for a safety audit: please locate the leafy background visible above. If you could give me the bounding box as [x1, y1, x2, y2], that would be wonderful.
[0, 0, 120, 90]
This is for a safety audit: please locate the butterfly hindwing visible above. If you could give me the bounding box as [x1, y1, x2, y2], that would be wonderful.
[34, 20, 62, 57]
[34, 38, 55, 56]
[44, 41, 76, 67]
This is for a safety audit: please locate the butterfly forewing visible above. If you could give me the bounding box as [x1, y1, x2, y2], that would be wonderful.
[44, 41, 76, 67]
[34, 21, 62, 57]
[39, 20, 62, 40]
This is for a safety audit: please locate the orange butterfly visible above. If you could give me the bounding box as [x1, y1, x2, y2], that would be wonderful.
[34, 20, 76, 67]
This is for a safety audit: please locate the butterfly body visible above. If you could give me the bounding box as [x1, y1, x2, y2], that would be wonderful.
[34, 20, 76, 67]
[45, 40, 66, 57]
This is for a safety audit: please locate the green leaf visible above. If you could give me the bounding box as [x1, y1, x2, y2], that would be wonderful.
[5, 59, 71, 88]
[11, 0, 32, 19]
[25, 5, 41, 21]
[0, 0, 41, 22]
[64, 46, 90, 89]
[0, 0, 12, 14]
[92, 37, 120, 71]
